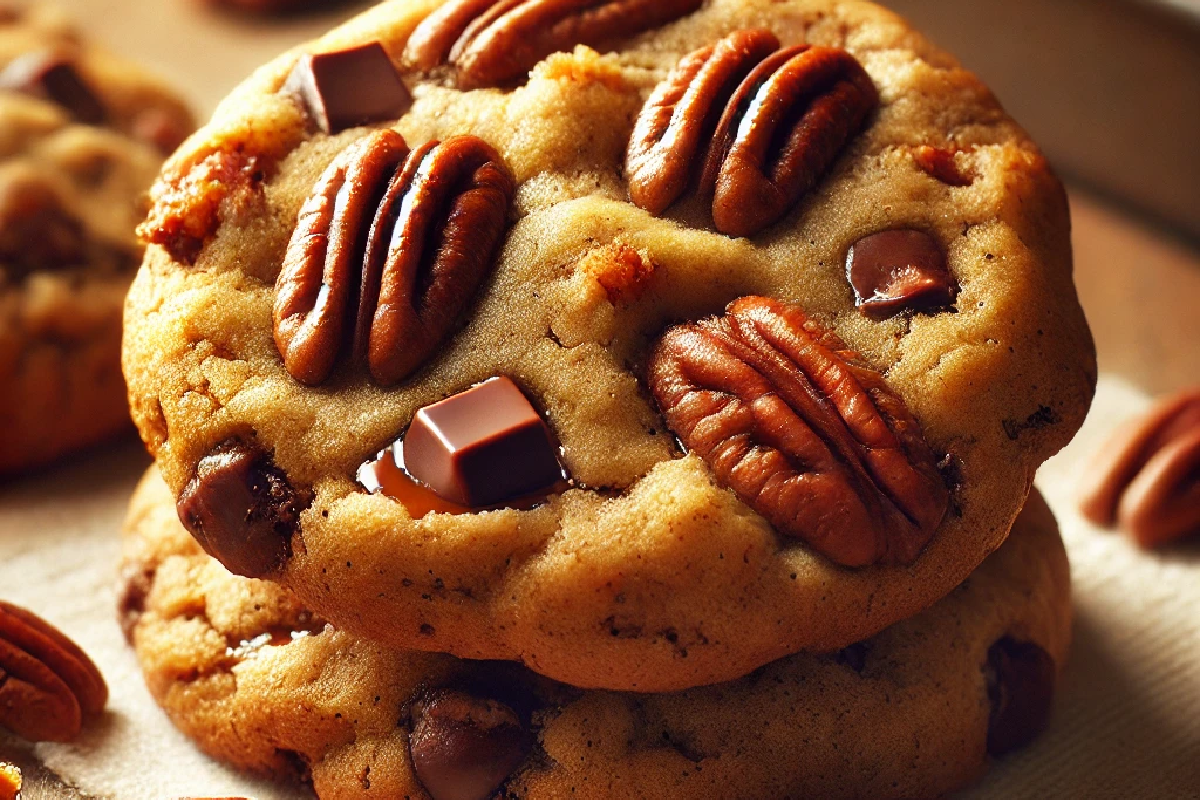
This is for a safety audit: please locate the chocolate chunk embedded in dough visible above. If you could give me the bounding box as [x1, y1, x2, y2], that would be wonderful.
[986, 636, 1056, 756]
[403, 377, 564, 508]
[176, 439, 307, 579]
[284, 42, 411, 134]
[846, 229, 956, 318]
[409, 689, 530, 800]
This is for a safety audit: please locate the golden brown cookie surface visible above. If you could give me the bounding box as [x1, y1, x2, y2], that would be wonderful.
[0, 7, 193, 476]
[123, 467, 1072, 800]
[123, 0, 1094, 690]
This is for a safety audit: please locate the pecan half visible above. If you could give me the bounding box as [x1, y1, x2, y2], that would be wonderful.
[404, 0, 703, 90]
[274, 130, 514, 386]
[706, 46, 878, 237]
[649, 296, 947, 567]
[0, 601, 108, 742]
[1079, 389, 1200, 548]
[628, 35, 878, 238]
[626, 29, 780, 216]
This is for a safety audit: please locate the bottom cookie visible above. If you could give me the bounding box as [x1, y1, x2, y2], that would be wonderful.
[121, 468, 1071, 800]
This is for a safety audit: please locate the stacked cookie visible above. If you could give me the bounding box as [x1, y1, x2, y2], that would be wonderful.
[118, 0, 1096, 797]
[0, 5, 193, 476]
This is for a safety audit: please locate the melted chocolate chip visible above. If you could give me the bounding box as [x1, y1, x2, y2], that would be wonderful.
[0, 51, 106, 124]
[846, 229, 956, 318]
[409, 689, 530, 800]
[284, 42, 411, 135]
[986, 636, 1056, 756]
[176, 439, 308, 579]
[116, 561, 156, 644]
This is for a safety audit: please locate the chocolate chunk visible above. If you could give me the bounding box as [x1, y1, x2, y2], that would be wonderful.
[284, 42, 411, 135]
[176, 439, 308, 579]
[404, 378, 563, 508]
[0, 51, 106, 124]
[0, 173, 87, 274]
[846, 229, 956, 318]
[409, 689, 530, 800]
[985, 636, 1056, 756]
[116, 561, 156, 644]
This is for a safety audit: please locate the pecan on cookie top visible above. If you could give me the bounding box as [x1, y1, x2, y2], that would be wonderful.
[124, 0, 1095, 692]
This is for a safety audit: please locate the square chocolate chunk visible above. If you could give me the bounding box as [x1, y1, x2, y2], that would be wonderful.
[284, 41, 411, 134]
[404, 377, 563, 508]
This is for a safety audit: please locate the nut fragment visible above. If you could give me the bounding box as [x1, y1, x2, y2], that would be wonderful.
[176, 438, 309, 579]
[626, 29, 780, 216]
[0, 601, 108, 743]
[138, 146, 267, 265]
[1078, 389, 1200, 548]
[0, 762, 19, 800]
[649, 296, 947, 567]
[628, 33, 878, 237]
[404, 0, 703, 90]
[409, 689, 530, 800]
[913, 145, 974, 187]
[274, 129, 514, 386]
[985, 636, 1056, 756]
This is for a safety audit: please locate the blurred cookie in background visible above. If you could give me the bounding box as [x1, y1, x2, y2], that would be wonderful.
[0, 4, 194, 476]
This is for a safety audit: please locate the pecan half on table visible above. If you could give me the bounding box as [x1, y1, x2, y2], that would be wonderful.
[274, 129, 514, 386]
[0, 601, 108, 742]
[649, 296, 947, 567]
[1079, 389, 1200, 548]
[403, 0, 703, 89]
[627, 31, 878, 237]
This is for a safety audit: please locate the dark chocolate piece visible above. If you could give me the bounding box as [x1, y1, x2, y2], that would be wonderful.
[176, 439, 308, 579]
[0, 51, 105, 124]
[846, 228, 956, 318]
[358, 440, 569, 517]
[284, 42, 411, 135]
[116, 561, 156, 645]
[985, 636, 1056, 756]
[409, 689, 530, 800]
[403, 377, 563, 508]
[0, 173, 87, 275]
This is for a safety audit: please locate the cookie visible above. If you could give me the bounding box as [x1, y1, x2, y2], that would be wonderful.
[123, 466, 1072, 800]
[0, 6, 194, 476]
[123, 0, 1094, 690]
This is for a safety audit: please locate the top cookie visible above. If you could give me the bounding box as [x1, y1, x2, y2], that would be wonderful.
[124, 0, 1095, 691]
[0, 5, 193, 475]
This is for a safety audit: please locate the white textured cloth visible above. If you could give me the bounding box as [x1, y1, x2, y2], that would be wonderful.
[0, 374, 1197, 798]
